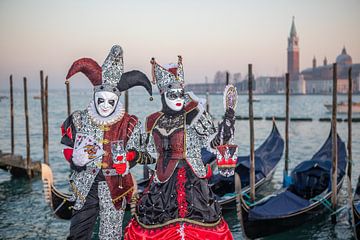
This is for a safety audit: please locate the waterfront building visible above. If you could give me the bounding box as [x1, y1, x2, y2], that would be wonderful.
[302, 47, 360, 94]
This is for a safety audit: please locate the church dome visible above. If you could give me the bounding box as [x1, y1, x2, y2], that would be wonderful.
[336, 47, 352, 65]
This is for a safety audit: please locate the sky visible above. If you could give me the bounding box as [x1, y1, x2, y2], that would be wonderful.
[0, 0, 359, 90]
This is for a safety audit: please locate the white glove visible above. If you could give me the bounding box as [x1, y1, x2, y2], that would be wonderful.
[72, 148, 91, 167]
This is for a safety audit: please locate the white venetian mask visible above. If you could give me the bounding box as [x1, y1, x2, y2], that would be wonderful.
[164, 88, 185, 111]
[94, 91, 119, 117]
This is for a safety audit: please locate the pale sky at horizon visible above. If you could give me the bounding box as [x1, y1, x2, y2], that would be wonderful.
[0, 0, 359, 90]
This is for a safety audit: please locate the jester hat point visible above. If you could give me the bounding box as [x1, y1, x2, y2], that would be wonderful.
[150, 55, 184, 94]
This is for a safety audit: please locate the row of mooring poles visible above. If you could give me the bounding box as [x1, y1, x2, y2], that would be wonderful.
[8, 72, 50, 176]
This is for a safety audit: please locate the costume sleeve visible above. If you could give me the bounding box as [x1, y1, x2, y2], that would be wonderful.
[60, 112, 85, 172]
[135, 133, 157, 165]
[60, 114, 76, 148]
[126, 120, 156, 165]
[126, 121, 143, 152]
[192, 110, 219, 150]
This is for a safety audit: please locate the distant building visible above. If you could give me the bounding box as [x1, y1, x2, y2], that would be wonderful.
[254, 76, 286, 94]
[186, 71, 237, 94]
[186, 17, 360, 95]
[287, 17, 302, 93]
[301, 47, 360, 94]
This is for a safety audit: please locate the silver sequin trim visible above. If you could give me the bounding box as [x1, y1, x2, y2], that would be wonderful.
[70, 109, 104, 210]
[98, 181, 125, 240]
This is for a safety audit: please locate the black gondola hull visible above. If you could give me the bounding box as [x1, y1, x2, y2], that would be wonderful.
[241, 180, 344, 239]
[353, 204, 360, 239]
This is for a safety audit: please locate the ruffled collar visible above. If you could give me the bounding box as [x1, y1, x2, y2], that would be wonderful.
[87, 100, 125, 126]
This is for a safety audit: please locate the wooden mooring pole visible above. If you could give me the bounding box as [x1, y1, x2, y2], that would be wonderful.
[226, 71, 230, 86]
[331, 63, 338, 224]
[347, 67, 352, 181]
[125, 90, 129, 113]
[44, 76, 49, 165]
[248, 64, 255, 202]
[40, 71, 46, 164]
[23, 77, 31, 177]
[284, 73, 290, 179]
[65, 80, 71, 117]
[10, 75, 15, 155]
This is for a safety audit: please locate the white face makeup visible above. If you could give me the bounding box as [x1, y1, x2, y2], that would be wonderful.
[94, 91, 119, 117]
[164, 88, 185, 111]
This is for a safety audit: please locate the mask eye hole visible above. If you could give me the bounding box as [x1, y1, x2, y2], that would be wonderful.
[97, 98, 105, 105]
[109, 100, 115, 106]
[166, 90, 184, 100]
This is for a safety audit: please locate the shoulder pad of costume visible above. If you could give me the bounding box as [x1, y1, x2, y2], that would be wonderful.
[184, 100, 198, 113]
[146, 112, 163, 132]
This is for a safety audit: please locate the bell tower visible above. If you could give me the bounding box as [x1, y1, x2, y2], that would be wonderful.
[287, 17, 299, 84]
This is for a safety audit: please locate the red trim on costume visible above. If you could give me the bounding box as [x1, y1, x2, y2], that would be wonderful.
[66, 127, 73, 140]
[124, 218, 234, 240]
[176, 167, 187, 218]
[168, 67, 178, 76]
[205, 164, 213, 179]
[184, 100, 198, 113]
[61, 124, 66, 136]
[146, 112, 163, 132]
[126, 151, 136, 161]
[126, 115, 138, 139]
[63, 148, 73, 162]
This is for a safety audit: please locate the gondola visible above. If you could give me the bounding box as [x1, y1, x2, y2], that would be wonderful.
[237, 129, 347, 239]
[352, 176, 360, 239]
[202, 120, 284, 210]
[41, 164, 150, 220]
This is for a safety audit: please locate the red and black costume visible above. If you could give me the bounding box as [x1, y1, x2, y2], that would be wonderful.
[62, 45, 152, 240]
[124, 56, 233, 240]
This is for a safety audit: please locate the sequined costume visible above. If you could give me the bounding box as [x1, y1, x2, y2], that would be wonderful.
[124, 56, 233, 240]
[61, 45, 152, 240]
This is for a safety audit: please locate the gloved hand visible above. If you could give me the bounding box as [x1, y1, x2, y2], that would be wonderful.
[218, 108, 235, 143]
[72, 148, 91, 167]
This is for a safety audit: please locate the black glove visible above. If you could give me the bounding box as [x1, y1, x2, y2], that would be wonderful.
[219, 108, 235, 143]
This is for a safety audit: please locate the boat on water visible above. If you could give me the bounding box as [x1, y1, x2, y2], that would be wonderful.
[352, 176, 360, 239]
[237, 129, 347, 239]
[202, 120, 284, 210]
[41, 121, 284, 219]
[324, 101, 360, 113]
[33, 96, 41, 100]
[41, 164, 150, 220]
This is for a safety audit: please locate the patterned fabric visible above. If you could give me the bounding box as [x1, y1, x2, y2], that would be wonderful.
[151, 56, 184, 94]
[69, 109, 104, 210]
[98, 181, 125, 240]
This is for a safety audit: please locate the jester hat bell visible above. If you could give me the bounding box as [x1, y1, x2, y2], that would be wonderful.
[65, 45, 152, 98]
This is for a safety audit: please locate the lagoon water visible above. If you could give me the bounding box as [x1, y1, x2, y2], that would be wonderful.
[1, 88, 360, 239]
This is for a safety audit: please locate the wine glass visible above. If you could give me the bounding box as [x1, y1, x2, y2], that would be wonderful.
[111, 140, 126, 188]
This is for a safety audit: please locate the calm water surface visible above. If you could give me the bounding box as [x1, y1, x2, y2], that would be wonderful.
[1, 88, 360, 239]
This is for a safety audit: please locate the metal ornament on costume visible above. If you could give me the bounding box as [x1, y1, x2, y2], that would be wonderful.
[216, 84, 238, 177]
